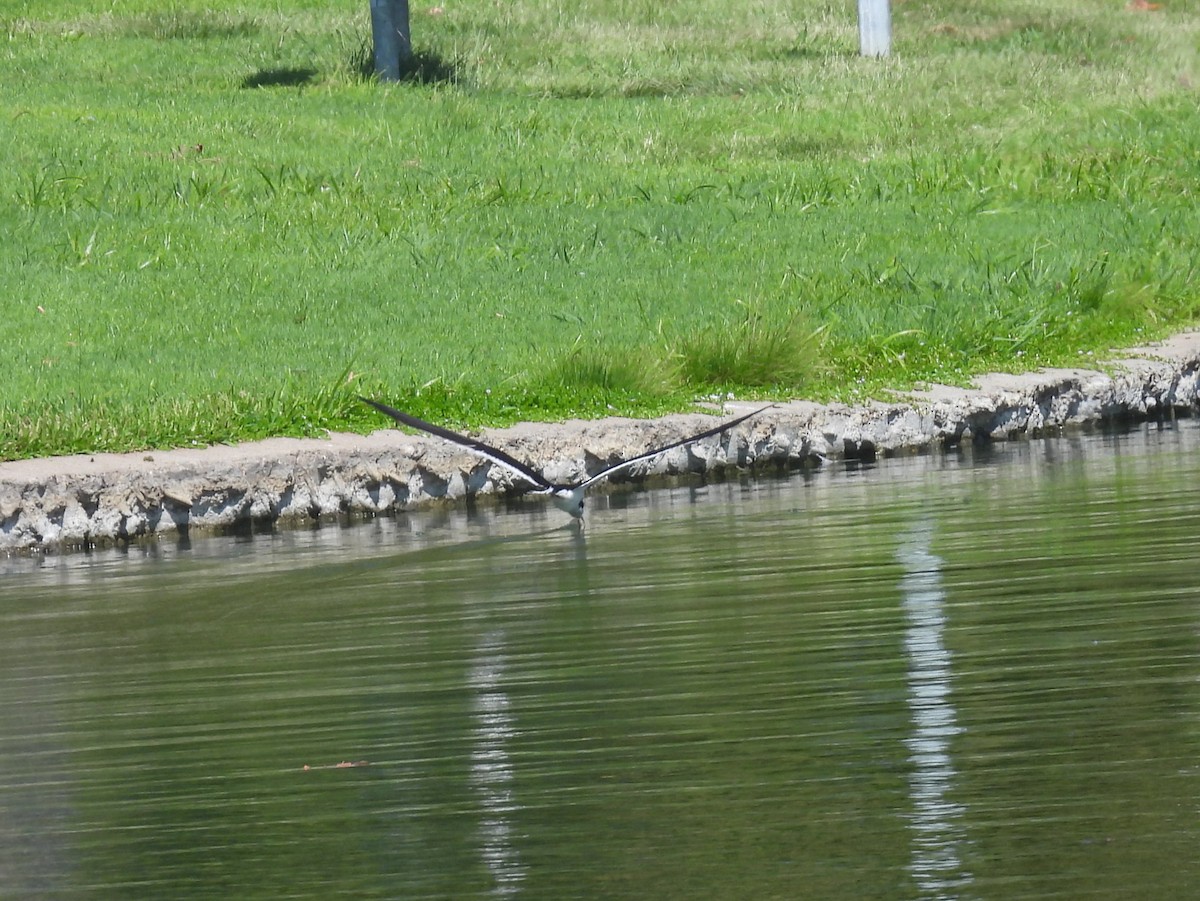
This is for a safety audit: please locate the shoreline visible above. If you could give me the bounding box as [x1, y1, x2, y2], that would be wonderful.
[3, 331, 1198, 553]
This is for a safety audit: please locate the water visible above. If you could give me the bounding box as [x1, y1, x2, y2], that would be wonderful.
[2, 421, 1199, 899]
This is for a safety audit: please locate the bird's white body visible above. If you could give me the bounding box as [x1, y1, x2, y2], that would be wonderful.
[549, 486, 587, 518]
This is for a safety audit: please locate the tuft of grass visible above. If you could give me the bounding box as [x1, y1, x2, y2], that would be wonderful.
[676, 302, 824, 393]
[534, 337, 679, 401]
[124, 10, 262, 40]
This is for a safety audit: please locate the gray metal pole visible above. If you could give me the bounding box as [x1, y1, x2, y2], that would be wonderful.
[370, 0, 412, 81]
[858, 0, 891, 57]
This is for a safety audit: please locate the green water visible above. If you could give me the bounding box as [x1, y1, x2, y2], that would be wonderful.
[2, 422, 1199, 899]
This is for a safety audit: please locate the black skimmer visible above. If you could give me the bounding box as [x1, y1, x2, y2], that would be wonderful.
[361, 397, 770, 518]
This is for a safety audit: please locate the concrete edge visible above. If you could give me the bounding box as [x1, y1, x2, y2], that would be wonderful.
[3, 331, 1199, 553]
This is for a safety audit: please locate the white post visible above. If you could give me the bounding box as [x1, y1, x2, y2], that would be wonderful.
[370, 0, 411, 81]
[858, 0, 891, 58]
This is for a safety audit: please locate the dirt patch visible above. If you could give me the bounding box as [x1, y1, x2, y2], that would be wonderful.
[3, 332, 1199, 552]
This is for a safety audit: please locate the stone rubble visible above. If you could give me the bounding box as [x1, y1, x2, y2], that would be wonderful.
[2, 332, 1198, 552]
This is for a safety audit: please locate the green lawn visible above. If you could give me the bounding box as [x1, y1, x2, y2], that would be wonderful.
[2, 0, 1198, 459]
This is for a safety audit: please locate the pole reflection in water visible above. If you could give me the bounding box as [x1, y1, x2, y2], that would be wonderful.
[468, 630, 526, 896]
[898, 522, 970, 897]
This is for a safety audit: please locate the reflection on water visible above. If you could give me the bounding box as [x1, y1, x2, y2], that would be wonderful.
[2, 421, 1200, 898]
[899, 522, 968, 897]
[469, 630, 525, 896]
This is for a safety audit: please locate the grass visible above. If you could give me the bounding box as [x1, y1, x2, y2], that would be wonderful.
[1, 0, 1198, 459]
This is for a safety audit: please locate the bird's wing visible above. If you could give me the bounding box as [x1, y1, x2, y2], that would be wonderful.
[360, 397, 553, 491]
[577, 404, 772, 489]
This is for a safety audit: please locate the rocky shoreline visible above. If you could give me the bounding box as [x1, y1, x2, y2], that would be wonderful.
[3, 331, 1198, 553]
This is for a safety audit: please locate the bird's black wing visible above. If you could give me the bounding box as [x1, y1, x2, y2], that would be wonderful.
[360, 397, 553, 491]
[577, 404, 772, 489]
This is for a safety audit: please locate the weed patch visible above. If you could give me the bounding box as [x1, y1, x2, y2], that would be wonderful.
[677, 303, 824, 393]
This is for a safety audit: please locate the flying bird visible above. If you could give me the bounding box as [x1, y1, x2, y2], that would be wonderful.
[360, 396, 770, 518]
